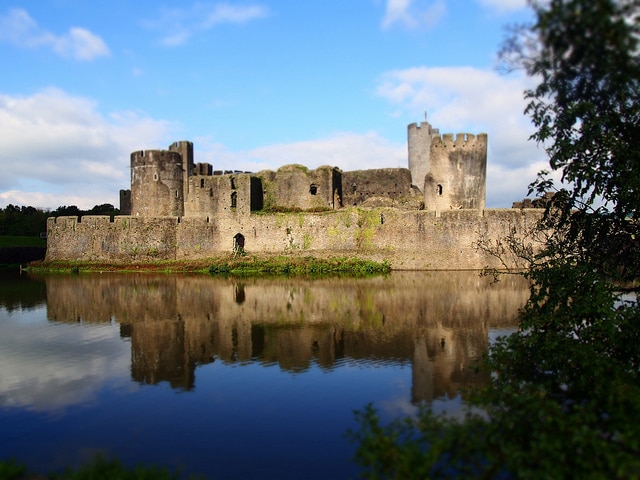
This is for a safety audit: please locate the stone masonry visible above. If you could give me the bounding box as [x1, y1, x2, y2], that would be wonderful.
[46, 122, 543, 270]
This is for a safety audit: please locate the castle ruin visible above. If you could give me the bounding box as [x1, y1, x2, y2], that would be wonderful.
[46, 122, 541, 270]
[118, 122, 488, 218]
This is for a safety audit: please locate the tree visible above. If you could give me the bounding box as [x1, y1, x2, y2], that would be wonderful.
[349, 1, 640, 477]
[520, 0, 640, 280]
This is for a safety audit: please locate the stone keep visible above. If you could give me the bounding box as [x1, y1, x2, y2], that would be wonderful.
[129, 141, 194, 217]
[130, 149, 185, 217]
[408, 122, 487, 211]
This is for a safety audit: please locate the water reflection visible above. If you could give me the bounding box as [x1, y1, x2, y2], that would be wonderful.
[0, 271, 530, 479]
[38, 272, 529, 402]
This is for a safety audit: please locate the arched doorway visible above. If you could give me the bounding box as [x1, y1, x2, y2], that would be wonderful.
[233, 233, 245, 255]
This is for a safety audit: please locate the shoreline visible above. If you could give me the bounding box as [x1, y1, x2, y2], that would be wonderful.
[25, 254, 393, 276]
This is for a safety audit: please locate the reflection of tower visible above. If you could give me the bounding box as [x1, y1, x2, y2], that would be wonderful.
[411, 337, 434, 402]
[130, 316, 196, 390]
[408, 122, 487, 211]
[130, 149, 185, 217]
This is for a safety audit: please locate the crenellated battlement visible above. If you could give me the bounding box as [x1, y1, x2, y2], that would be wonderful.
[408, 121, 487, 211]
[407, 121, 440, 136]
[130, 149, 182, 168]
[431, 132, 488, 149]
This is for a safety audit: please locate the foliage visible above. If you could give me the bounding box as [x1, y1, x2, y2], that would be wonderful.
[0, 459, 27, 480]
[507, 0, 640, 279]
[0, 205, 50, 237]
[0, 204, 120, 238]
[0, 457, 197, 480]
[350, 0, 640, 478]
[0, 235, 46, 247]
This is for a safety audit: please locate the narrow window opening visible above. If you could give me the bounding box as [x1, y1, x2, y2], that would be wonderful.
[230, 177, 236, 190]
[231, 191, 237, 208]
[200, 179, 205, 188]
[437, 184, 443, 196]
[209, 188, 213, 197]
[309, 184, 318, 195]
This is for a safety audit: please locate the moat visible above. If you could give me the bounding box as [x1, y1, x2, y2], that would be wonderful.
[0, 270, 529, 479]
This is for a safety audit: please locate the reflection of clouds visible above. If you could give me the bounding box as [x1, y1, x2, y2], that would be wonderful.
[379, 395, 418, 419]
[0, 307, 132, 412]
[380, 393, 478, 422]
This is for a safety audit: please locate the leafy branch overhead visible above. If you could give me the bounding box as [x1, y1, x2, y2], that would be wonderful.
[351, 1, 640, 478]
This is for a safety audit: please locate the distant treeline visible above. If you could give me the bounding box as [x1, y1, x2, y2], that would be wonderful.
[0, 204, 120, 237]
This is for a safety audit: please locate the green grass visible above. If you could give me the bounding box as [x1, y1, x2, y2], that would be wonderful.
[0, 235, 46, 247]
[26, 255, 392, 277]
[207, 255, 391, 277]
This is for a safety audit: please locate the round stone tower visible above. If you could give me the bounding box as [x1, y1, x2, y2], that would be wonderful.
[130, 149, 185, 217]
[423, 133, 487, 211]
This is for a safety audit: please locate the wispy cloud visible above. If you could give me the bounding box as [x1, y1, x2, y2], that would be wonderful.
[0, 8, 110, 60]
[381, 0, 446, 30]
[145, 2, 269, 46]
[0, 88, 174, 209]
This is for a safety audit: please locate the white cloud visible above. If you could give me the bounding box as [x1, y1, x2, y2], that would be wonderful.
[376, 65, 548, 206]
[0, 88, 174, 210]
[0, 8, 110, 60]
[195, 131, 406, 174]
[145, 2, 269, 46]
[381, 0, 446, 30]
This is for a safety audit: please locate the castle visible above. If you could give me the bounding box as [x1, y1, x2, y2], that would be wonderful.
[118, 122, 488, 218]
[46, 122, 541, 270]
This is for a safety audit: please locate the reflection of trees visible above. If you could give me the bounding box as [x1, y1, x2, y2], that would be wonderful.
[43, 272, 529, 401]
[0, 271, 47, 312]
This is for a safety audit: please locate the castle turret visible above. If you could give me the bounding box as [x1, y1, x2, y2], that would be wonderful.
[130, 149, 185, 217]
[407, 121, 439, 192]
[169, 141, 194, 197]
[423, 133, 487, 211]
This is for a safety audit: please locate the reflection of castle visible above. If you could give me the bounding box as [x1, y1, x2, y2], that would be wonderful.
[119, 122, 487, 217]
[43, 273, 527, 402]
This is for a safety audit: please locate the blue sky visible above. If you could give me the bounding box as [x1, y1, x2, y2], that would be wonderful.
[0, 0, 547, 210]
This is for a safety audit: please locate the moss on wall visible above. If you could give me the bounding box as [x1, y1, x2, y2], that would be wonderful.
[45, 209, 544, 270]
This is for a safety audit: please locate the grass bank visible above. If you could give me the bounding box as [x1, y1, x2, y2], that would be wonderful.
[26, 254, 391, 277]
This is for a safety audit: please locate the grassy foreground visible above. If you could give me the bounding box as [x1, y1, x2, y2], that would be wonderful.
[26, 254, 391, 276]
[0, 457, 201, 480]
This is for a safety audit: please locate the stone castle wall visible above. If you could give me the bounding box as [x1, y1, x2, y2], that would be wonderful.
[341, 168, 415, 207]
[45, 208, 542, 270]
[258, 165, 340, 211]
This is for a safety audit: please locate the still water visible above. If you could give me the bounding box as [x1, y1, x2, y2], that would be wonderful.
[0, 270, 529, 479]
